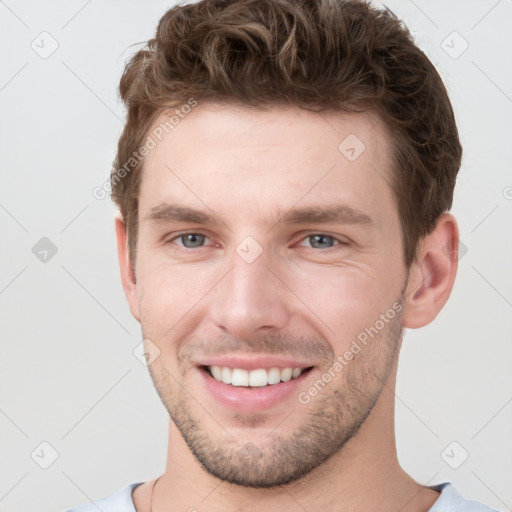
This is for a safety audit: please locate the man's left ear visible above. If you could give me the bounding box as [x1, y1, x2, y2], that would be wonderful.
[402, 213, 460, 329]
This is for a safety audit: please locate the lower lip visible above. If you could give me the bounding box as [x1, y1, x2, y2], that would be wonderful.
[198, 367, 313, 413]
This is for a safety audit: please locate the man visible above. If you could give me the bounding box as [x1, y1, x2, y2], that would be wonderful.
[68, 0, 498, 510]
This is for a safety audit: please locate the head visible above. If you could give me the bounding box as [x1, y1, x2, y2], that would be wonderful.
[113, 0, 461, 488]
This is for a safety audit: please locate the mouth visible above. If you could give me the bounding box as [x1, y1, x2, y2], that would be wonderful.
[201, 365, 314, 388]
[196, 356, 317, 412]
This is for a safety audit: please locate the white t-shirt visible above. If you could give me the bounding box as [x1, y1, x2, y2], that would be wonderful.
[65, 482, 500, 511]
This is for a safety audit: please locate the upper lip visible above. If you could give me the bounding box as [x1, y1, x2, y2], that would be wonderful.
[197, 355, 313, 371]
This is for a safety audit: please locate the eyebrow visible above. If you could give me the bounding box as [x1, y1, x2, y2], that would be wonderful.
[279, 205, 374, 227]
[145, 204, 214, 224]
[144, 203, 374, 228]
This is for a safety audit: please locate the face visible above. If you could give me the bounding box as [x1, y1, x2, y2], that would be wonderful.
[124, 102, 410, 487]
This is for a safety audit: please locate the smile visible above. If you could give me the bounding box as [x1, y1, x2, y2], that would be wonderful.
[206, 365, 312, 387]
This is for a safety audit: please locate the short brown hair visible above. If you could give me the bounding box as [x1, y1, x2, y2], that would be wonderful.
[112, 0, 462, 270]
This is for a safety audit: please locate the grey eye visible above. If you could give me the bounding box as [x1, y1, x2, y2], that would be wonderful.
[179, 233, 206, 248]
[308, 234, 336, 249]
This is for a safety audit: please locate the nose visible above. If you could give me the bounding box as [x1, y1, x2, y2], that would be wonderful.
[207, 247, 291, 340]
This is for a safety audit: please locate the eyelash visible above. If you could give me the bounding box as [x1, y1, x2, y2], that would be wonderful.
[166, 232, 349, 251]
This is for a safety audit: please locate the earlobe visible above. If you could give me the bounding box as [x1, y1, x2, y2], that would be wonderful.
[115, 215, 141, 323]
[402, 213, 459, 329]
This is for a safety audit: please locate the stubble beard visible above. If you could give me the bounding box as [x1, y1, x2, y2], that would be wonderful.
[146, 298, 404, 488]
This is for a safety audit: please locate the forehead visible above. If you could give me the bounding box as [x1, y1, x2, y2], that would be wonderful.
[147, 100, 391, 156]
[138, 101, 396, 229]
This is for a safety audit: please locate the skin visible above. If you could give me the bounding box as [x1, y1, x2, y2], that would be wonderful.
[116, 101, 459, 512]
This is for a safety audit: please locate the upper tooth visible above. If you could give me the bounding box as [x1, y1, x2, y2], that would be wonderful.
[211, 366, 222, 381]
[210, 366, 305, 386]
[231, 368, 249, 386]
[267, 367, 281, 385]
[221, 367, 232, 384]
[248, 368, 268, 387]
[280, 368, 293, 382]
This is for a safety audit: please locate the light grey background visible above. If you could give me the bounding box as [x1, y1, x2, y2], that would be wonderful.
[0, 1, 511, 511]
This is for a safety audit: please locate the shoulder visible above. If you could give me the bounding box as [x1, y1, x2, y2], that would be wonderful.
[64, 482, 143, 512]
[428, 482, 500, 512]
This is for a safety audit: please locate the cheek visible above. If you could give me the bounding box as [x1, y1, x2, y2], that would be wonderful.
[137, 259, 215, 339]
[284, 263, 398, 344]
